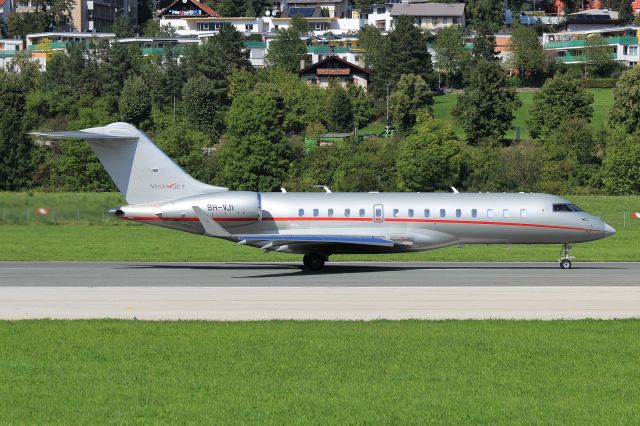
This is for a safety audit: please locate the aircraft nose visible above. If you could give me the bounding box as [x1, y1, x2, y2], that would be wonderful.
[603, 222, 616, 236]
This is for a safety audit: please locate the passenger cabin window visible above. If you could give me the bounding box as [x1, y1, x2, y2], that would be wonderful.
[359, 208, 365, 217]
[313, 209, 319, 217]
[520, 209, 527, 218]
[424, 209, 430, 217]
[487, 209, 494, 218]
[471, 209, 477, 218]
[328, 209, 334, 217]
[456, 209, 462, 218]
[408, 209, 414, 218]
[298, 208, 304, 217]
[393, 209, 399, 217]
[503, 209, 510, 218]
[345, 208, 351, 217]
[440, 209, 446, 218]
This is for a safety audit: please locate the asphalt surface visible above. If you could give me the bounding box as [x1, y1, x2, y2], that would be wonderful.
[0, 262, 639, 320]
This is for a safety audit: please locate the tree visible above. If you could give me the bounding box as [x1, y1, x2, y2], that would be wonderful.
[112, 16, 135, 38]
[508, 25, 545, 77]
[528, 74, 594, 139]
[603, 130, 640, 195]
[434, 25, 469, 87]
[540, 118, 602, 193]
[585, 35, 614, 77]
[396, 114, 463, 191]
[468, 0, 504, 32]
[385, 16, 434, 89]
[472, 26, 498, 62]
[346, 83, 375, 129]
[0, 72, 33, 190]
[289, 13, 310, 36]
[265, 27, 308, 72]
[119, 75, 151, 126]
[8, 12, 51, 38]
[390, 73, 432, 133]
[326, 85, 354, 132]
[143, 20, 177, 37]
[218, 92, 292, 191]
[182, 75, 226, 143]
[453, 60, 521, 143]
[609, 66, 640, 133]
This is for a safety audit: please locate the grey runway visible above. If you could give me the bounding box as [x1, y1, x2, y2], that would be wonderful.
[0, 262, 639, 320]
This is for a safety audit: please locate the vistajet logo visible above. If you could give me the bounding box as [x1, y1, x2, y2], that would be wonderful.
[150, 183, 186, 190]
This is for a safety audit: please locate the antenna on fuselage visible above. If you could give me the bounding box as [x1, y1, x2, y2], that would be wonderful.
[280, 188, 287, 193]
[451, 187, 460, 194]
[314, 185, 332, 193]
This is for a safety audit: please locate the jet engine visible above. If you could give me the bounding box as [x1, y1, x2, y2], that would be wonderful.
[160, 191, 262, 220]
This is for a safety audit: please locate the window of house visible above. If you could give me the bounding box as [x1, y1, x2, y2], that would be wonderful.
[328, 209, 334, 217]
[440, 209, 446, 217]
[359, 208, 366, 217]
[487, 209, 494, 217]
[503, 209, 510, 217]
[471, 209, 477, 218]
[443, 17, 448, 24]
[424, 209, 430, 217]
[313, 208, 319, 217]
[246, 24, 253, 31]
[377, 7, 385, 13]
[408, 209, 414, 218]
[452, 17, 458, 24]
[520, 209, 527, 218]
[432, 18, 437, 25]
[393, 209, 399, 217]
[298, 208, 304, 216]
[345, 208, 351, 217]
[456, 209, 461, 218]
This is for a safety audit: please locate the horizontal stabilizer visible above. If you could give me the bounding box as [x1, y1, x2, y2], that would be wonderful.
[192, 206, 233, 238]
[29, 130, 136, 140]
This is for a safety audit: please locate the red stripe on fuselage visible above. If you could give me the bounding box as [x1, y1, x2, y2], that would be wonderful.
[120, 216, 598, 232]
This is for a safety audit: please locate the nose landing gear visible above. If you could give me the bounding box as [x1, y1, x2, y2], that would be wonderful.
[303, 254, 327, 271]
[559, 243, 574, 269]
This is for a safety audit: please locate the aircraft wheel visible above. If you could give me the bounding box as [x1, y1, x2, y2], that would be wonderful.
[303, 254, 325, 271]
[560, 259, 572, 269]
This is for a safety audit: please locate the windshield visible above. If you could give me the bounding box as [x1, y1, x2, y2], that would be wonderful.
[553, 203, 583, 212]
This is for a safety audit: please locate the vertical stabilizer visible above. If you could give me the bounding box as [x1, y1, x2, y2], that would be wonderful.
[31, 122, 227, 204]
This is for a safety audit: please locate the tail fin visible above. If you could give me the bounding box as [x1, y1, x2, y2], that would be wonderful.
[31, 122, 227, 204]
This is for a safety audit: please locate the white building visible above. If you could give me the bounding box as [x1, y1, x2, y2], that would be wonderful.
[543, 26, 639, 67]
[390, 2, 465, 32]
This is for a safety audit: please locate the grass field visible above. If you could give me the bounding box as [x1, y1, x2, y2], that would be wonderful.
[1, 320, 639, 424]
[432, 88, 614, 140]
[1, 192, 638, 262]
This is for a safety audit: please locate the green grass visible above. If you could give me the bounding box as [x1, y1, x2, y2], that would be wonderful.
[1, 320, 639, 424]
[432, 88, 614, 140]
[1, 193, 638, 262]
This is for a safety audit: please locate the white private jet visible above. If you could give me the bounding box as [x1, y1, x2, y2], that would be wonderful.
[32, 122, 616, 271]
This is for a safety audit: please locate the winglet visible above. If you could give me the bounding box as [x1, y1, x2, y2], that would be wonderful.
[192, 206, 233, 238]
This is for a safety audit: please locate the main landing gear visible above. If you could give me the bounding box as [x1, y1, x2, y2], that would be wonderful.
[559, 243, 574, 269]
[303, 254, 327, 272]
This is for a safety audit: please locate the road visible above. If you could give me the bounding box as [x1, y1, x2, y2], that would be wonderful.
[0, 261, 638, 320]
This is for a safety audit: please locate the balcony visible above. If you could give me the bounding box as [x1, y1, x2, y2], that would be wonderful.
[545, 36, 638, 49]
[555, 52, 617, 63]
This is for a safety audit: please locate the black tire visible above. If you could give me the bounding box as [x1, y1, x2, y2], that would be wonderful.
[560, 259, 572, 269]
[303, 254, 325, 271]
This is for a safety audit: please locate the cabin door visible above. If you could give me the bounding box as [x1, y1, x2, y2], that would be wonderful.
[373, 204, 384, 223]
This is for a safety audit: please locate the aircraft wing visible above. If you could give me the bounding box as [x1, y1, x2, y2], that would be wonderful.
[237, 234, 395, 248]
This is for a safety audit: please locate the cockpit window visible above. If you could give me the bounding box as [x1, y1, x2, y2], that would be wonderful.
[553, 203, 580, 212]
[569, 204, 583, 212]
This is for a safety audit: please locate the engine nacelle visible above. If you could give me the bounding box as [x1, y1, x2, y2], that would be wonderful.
[161, 191, 261, 220]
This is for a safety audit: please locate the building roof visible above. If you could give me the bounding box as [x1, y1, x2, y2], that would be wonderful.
[391, 2, 464, 17]
[159, 0, 221, 18]
[299, 55, 372, 75]
[568, 9, 619, 19]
